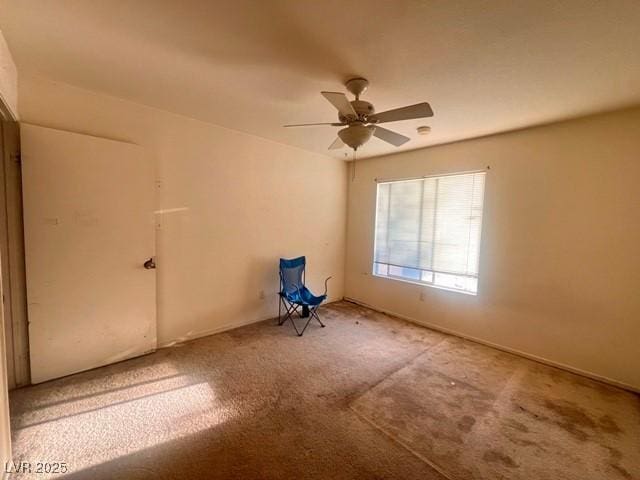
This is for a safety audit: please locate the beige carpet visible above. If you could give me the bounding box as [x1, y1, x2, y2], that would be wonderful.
[9, 301, 640, 479]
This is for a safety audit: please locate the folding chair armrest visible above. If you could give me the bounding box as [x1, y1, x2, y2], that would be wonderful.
[323, 276, 332, 297]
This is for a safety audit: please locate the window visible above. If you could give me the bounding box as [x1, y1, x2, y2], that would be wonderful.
[373, 171, 486, 295]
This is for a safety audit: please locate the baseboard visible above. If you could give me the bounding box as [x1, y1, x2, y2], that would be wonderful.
[344, 297, 640, 394]
[158, 299, 343, 349]
[158, 316, 264, 348]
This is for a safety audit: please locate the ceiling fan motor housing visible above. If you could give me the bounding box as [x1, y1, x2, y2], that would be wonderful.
[338, 100, 375, 123]
[338, 123, 374, 150]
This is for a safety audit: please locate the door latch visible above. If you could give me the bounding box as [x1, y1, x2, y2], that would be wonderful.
[143, 257, 156, 269]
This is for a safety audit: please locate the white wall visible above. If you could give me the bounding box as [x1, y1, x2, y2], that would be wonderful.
[0, 30, 17, 119]
[18, 75, 347, 346]
[345, 107, 640, 391]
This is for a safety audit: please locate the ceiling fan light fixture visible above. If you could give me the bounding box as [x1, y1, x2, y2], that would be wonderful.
[338, 123, 374, 150]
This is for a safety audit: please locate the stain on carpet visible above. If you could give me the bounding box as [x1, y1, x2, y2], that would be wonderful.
[483, 450, 518, 468]
[351, 336, 640, 480]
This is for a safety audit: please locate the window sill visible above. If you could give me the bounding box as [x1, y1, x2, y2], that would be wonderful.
[372, 273, 478, 296]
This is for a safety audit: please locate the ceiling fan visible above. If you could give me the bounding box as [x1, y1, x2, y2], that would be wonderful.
[284, 77, 433, 151]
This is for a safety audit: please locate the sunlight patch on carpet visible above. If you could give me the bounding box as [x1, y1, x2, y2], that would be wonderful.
[11, 366, 237, 479]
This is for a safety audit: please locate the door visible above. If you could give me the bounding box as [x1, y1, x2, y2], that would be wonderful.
[21, 124, 156, 383]
[0, 255, 11, 474]
[0, 119, 29, 389]
[0, 122, 11, 473]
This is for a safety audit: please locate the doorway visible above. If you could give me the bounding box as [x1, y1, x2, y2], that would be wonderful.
[0, 118, 28, 390]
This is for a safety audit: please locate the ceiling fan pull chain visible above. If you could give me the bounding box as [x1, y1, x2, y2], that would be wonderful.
[352, 149, 357, 181]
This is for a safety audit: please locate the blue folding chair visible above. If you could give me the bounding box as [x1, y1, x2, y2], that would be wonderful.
[278, 256, 331, 336]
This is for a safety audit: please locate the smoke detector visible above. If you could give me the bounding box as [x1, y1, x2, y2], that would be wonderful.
[417, 125, 431, 135]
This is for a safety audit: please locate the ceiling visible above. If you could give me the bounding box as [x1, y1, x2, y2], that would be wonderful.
[2, 0, 640, 160]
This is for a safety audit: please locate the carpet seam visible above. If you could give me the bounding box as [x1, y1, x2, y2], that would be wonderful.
[349, 336, 448, 404]
[343, 298, 640, 394]
[344, 336, 453, 478]
[349, 405, 455, 480]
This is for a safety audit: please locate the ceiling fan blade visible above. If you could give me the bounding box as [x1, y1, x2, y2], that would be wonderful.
[373, 126, 411, 147]
[321, 92, 357, 119]
[328, 137, 345, 150]
[284, 122, 344, 127]
[369, 102, 433, 124]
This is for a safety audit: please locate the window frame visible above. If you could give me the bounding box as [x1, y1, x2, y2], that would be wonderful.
[371, 170, 487, 296]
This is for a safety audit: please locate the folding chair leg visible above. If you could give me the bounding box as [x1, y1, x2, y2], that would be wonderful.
[290, 315, 314, 337]
[278, 299, 325, 336]
[310, 306, 325, 328]
[278, 297, 291, 326]
[282, 303, 313, 336]
[279, 300, 302, 328]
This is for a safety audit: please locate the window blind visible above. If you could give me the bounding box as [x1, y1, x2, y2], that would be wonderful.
[374, 172, 486, 293]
